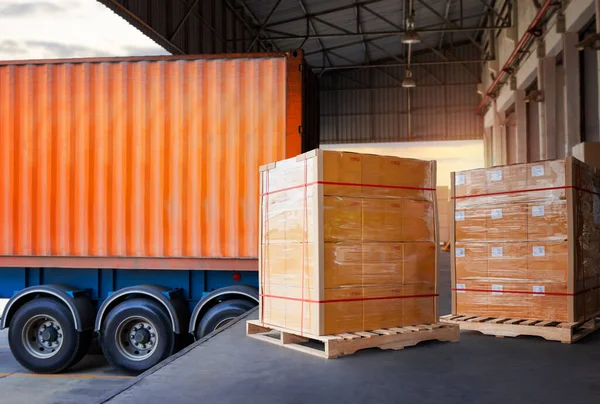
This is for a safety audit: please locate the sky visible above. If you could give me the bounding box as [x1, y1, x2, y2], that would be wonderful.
[0, 0, 169, 60]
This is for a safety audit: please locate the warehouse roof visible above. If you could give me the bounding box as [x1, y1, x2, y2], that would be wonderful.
[98, 0, 509, 69]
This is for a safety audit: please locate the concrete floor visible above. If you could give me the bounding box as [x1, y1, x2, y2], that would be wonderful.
[98, 252, 600, 404]
[0, 331, 133, 404]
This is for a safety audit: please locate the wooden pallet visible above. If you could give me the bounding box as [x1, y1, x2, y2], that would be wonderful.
[246, 320, 460, 359]
[440, 314, 600, 343]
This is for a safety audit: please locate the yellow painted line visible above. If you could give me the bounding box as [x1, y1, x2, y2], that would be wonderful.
[0, 373, 134, 380]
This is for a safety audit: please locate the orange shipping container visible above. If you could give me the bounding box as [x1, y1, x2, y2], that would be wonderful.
[0, 52, 319, 269]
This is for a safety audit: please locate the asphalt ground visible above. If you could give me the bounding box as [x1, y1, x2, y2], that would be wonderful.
[0, 324, 134, 404]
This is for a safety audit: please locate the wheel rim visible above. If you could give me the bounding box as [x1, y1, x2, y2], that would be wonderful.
[214, 317, 236, 331]
[21, 314, 64, 359]
[115, 316, 158, 362]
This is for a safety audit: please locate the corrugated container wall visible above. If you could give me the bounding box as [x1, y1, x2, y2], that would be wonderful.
[0, 52, 318, 264]
[320, 44, 483, 143]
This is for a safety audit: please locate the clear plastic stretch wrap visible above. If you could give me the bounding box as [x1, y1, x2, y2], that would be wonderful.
[260, 149, 438, 336]
[452, 158, 600, 322]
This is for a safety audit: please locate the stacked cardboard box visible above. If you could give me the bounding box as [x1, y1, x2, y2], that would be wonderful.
[437, 186, 451, 243]
[260, 149, 438, 336]
[451, 157, 600, 322]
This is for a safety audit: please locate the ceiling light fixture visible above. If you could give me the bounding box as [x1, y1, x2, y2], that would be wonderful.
[402, 68, 416, 88]
[401, 17, 420, 44]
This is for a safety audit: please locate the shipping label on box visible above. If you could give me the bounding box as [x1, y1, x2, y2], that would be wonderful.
[533, 285, 545, 296]
[491, 284, 503, 295]
[491, 246, 503, 257]
[531, 165, 545, 177]
[532, 205, 545, 217]
[455, 247, 465, 257]
[490, 208, 503, 220]
[455, 283, 466, 293]
[533, 246, 545, 257]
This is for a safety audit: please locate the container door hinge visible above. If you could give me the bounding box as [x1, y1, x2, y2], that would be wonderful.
[299, 63, 304, 72]
[298, 125, 303, 134]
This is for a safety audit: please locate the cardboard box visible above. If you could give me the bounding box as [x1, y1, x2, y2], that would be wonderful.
[403, 243, 436, 284]
[322, 151, 362, 196]
[451, 157, 600, 323]
[527, 201, 568, 241]
[402, 200, 434, 242]
[486, 203, 528, 242]
[323, 243, 362, 288]
[487, 242, 528, 281]
[260, 149, 438, 336]
[455, 243, 487, 280]
[323, 196, 362, 242]
[454, 207, 487, 242]
[362, 199, 403, 242]
[362, 243, 403, 286]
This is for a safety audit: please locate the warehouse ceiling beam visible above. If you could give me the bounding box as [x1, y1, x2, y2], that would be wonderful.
[169, 0, 200, 41]
[299, 13, 488, 57]
[476, 0, 509, 26]
[315, 59, 490, 71]
[246, 0, 283, 51]
[352, 0, 370, 64]
[266, 0, 386, 28]
[419, 37, 481, 83]
[227, 0, 280, 51]
[437, 0, 455, 49]
[262, 25, 510, 40]
[172, 0, 234, 52]
[415, 0, 485, 51]
[101, 0, 184, 54]
[306, 13, 404, 84]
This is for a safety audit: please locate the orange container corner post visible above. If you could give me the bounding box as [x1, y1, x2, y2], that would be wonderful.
[0, 52, 319, 269]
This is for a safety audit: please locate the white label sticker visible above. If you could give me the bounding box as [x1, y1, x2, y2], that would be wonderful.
[491, 247, 503, 257]
[533, 246, 545, 257]
[492, 284, 503, 295]
[455, 211, 465, 221]
[456, 283, 466, 294]
[490, 170, 503, 181]
[455, 248, 465, 258]
[455, 174, 465, 185]
[491, 208, 503, 219]
[532, 165, 545, 177]
[533, 285, 546, 296]
[532, 205, 545, 217]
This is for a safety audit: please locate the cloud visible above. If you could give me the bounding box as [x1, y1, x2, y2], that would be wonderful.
[24, 40, 108, 58]
[123, 45, 171, 57]
[0, 1, 65, 18]
[0, 40, 28, 56]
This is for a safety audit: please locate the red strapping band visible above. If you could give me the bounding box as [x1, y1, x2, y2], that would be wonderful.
[452, 185, 600, 200]
[260, 293, 439, 304]
[261, 181, 436, 196]
[452, 285, 600, 296]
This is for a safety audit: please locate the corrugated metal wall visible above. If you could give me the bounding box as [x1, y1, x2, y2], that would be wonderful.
[0, 56, 296, 260]
[319, 45, 483, 143]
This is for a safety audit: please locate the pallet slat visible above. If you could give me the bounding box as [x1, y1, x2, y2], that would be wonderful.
[441, 315, 600, 343]
[247, 320, 460, 358]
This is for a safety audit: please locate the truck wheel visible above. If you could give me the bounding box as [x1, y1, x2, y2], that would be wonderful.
[100, 299, 174, 373]
[195, 299, 255, 340]
[8, 298, 88, 374]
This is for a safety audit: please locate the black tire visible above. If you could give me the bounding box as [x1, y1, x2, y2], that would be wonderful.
[68, 330, 93, 368]
[8, 298, 86, 374]
[99, 299, 174, 373]
[195, 299, 256, 340]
